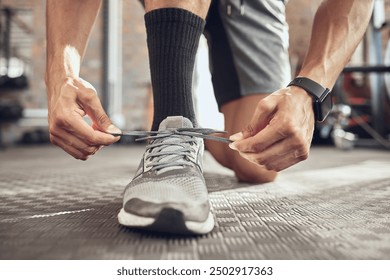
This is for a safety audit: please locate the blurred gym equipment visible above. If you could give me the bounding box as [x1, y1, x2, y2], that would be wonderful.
[0, 7, 30, 90]
[0, 6, 33, 146]
[320, 1, 390, 150]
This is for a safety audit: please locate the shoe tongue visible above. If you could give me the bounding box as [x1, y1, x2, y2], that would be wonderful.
[158, 116, 193, 131]
[152, 116, 195, 174]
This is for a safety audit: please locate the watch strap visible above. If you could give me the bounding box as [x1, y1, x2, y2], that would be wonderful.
[288, 77, 330, 101]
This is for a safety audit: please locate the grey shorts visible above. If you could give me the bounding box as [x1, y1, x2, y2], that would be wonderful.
[204, 0, 291, 109]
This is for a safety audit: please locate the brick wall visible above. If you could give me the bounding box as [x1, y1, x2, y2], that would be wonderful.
[30, 0, 48, 109]
[286, 0, 390, 71]
[121, 0, 150, 130]
[286, 0, 322, 73]
[1, 0, 104, 109]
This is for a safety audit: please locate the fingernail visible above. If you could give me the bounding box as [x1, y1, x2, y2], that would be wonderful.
[229, 132, 243, 141]
[229, 142, 237, 151]
[106, 124, 121, 134]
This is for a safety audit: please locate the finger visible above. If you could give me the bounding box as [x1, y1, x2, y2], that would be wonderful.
[256, 130, 309, 164]
[50, 134, 90, 160]
[263, 148, 309, 171]
[52, 129, 100, 155]
[238, 138, 310, 171]
[63, 110, 120, 146]
[51, 111, 119, 148]
[240, 98, 277, 139]
[230, 119, 286, 153]
[76, 86, 121, 134]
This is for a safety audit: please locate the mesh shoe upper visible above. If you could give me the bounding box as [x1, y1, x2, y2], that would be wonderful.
[122, 116, 210, 223]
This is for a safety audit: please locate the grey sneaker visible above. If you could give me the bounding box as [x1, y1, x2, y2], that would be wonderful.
[118, 116, 229, 234]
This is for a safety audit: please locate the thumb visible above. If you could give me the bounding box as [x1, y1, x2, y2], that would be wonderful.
[229, 119, 259, 142]
[105, 123, 122, 134]
[229, 121, 258, 142]
[78, 92, 121, 135]
[92, 122, 121, 136]
[89, 110, 122, 142]
[89, 107, 121, 134]
[229, 99, 276, 142]
[229, 124, 256, 142]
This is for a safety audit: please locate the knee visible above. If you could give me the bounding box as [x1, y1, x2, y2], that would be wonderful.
[206, 143, 278, 184]
[231, 157, 278, 184]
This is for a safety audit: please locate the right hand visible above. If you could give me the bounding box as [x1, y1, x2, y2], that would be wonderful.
[229, 86, 314, 171]
[47, 77, 121, 160]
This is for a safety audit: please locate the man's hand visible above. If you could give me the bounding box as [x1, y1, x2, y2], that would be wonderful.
[229, 87, 315, 171]
[48, 77, 121, 160]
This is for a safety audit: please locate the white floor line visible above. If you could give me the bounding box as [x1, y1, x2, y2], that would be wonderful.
[0, 208, 95, 223]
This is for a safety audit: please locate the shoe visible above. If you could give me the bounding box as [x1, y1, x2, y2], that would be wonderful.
[118, 116, 223, 235]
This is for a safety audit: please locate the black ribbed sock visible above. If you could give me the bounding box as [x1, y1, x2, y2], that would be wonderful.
[145, 8, 205, 130]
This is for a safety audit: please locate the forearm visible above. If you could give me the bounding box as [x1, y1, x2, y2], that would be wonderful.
[298, 0, 374, 88]
[45, 0, 102, 89]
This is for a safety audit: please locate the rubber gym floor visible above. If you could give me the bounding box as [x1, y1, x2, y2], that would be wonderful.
[0, 144, 389, 260]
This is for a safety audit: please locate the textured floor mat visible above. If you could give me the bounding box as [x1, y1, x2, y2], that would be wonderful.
[0, 146, 389, 259]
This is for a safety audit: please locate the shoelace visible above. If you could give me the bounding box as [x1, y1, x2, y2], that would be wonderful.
[111, 128, 232, 171]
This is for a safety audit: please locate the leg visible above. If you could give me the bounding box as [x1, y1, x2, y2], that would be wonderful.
[205, 95, 278, 183]
[144, 0, 211, 130]
[204, 0, 290, 183]
[118, 0, 215, 235]
[145, 0, 210, 18]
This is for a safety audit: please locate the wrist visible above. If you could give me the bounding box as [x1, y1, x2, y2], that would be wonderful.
[297, 66, 334, 90]
[289, 85, 314, 102]
[45, 69, 68, 88]
[45, 69, 78, 108]
[288, 77, 333, 122]
[45, 46, 81, 86]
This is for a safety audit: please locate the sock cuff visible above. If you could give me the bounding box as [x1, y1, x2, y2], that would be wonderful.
[144, 8, 205, 30]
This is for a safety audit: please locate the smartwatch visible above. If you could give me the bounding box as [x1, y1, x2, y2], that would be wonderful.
[288, 77, 333, 122]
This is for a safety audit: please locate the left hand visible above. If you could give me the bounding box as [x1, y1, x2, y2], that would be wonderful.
[229, 86, 315, 171]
